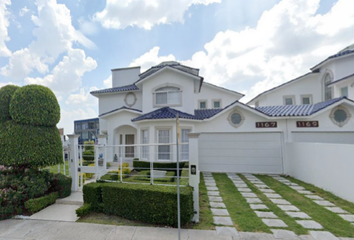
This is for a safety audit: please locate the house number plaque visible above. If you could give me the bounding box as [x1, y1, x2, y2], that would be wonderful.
[296, 121, 319, 128]
[255, 122, 277, 128]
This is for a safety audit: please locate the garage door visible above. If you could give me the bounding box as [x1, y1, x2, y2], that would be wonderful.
[292, 132, 354, 144]
[199, 132, 283, 174]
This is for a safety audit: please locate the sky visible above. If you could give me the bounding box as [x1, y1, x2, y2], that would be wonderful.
[0, 0, 354, 134]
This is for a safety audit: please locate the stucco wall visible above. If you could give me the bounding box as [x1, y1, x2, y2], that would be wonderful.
[98, 91, 142, 115]
[286, 142, 354, 203]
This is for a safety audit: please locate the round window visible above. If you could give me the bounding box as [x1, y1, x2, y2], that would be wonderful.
[231, 113, 242, 125]
[228, 110, 244, 128]
[330, 106, 351, 127]
[124, 92, 137, 107]
[333, 109, 347, 123]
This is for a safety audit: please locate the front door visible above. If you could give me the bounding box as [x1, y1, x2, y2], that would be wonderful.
[125, 134, 135, 158]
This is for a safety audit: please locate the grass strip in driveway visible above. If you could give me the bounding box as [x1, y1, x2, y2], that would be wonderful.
[258, 175, 354, 238]
[191, 173, 215, 230]
[285, 176, 354, 215]
[213, 173, 271, 233]
[240, 174, 308, 235]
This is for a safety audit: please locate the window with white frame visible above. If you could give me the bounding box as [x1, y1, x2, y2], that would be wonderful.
[323, 73, 332, 100]
[284, 96, 295, 105]
[341, 86, 348, 97]
[199, 101, 207, 109]
[301, 95, 312, 105]
[155, 87, 181, 105]
[181, 129, 190, 160]
[141, 129, 148, 160]
[157, 129, 171, 160]
[213, 100, 221, 108]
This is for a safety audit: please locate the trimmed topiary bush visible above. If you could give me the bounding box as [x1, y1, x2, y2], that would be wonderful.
[49, 173, 72, 198]
[83, 182, 104, 211]
[25, 192, 58, 214]
[0, 85, 20, 122]
[76, 203, 93, 217]
[133, 160, 185, 171]
[9, 85, 60, 126]
[0, 121, 62, 168]
[101, 183, 194, 227]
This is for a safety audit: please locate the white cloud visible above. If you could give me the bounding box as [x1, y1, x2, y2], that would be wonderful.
[78, 17, 99, 36]
[24, 48, 97, 94]
[66, 87, 98, 106]
[19, 6, 30, 17]
[129, 46, 175, 72]
[58, 108, 97, 135]
[132, 0, 354, 103]
[1, 0, 96, 80]
[94, 0, 221, 30]
[103, 75, 112, 88]
[0, 0, 11, 57]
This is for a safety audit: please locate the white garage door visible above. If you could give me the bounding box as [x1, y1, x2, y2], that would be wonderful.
[199, 132, 283, 174]
[292, 132, 354, 144]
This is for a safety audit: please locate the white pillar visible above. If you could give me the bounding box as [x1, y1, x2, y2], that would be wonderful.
[67, 134, 80, 192]
[188, 133, 200, 223]
[97, 134, 107, 170]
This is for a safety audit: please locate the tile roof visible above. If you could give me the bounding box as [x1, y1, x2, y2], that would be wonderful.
[99, 106, 142, 117]
[256, 97, 346, 117]
[328, 73, 354, 86]
[131, 107, 200, 122]
[311, 49, 354, 71]
[194, 108, 223, 119]
[91, 84, 139, 95]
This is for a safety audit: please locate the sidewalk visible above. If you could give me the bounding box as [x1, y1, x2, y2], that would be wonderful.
[0, 219, 292, 240]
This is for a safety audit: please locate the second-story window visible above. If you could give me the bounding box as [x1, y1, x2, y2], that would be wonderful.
[155, 87, 181, 105]
[323, 73, 332, 101]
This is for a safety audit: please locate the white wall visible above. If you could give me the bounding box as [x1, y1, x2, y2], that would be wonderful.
[98, 91, 142, 115]
[195, 83, 242, 109]
[112, 67, 140, 87]
[286, 142, 354, 203]
[257, 73, 321, 106]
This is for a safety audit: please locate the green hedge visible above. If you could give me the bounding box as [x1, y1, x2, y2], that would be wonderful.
[102, 183, 193, 227]
[133, 160, 185, 171]
[0, 121, 62, 168]
[76, 203, 92, 217]
[25, 192, 58, 214]
[83, 182, 103, 211]
[10, 85, 60, 127]
[49, 173, 72, 198]
[0, 85, 20, 122]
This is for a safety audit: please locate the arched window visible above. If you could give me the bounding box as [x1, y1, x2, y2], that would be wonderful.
[323, 73, 332, 101]
[155, 87, 181, 105]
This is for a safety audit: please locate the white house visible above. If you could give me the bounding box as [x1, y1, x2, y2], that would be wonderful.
[91, 46, 354, 174]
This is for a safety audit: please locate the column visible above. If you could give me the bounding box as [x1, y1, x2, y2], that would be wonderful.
[188, 133, 200, 223]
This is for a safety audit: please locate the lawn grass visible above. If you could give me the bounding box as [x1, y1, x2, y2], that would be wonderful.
[240, 174, 308, 235]
[258, 175, 354, 237]
[46, 161, 69, 176]
[213, 173, 271, 233]
[285, 176, 354, 215]
[190, 173, 215, 230]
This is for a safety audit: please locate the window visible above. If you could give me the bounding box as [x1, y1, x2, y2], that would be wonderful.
[323, 73, 332, 100]
[155, 87, 181, 105]
[157, 129, 171, 160]
[341, 87, 348, 97]
[213, 100, 221, 108]
[330, 106, 351, 127]
[141, 129, 148, 160]
[181, 129, 190, 160]
[76, 123, 81, 131]
[199, 101, 207, 109]
[125, 134, 134, 158]
[283, 96, 295, 105]
[82, 131, 88, 140]
[227, 110, 244, 128]
[301, 95, 312, 105]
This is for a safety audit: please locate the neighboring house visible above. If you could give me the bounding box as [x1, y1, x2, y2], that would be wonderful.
[91, 56, 354, 174]
[74, 118, 100, 144]
[248, 44, 354, 107]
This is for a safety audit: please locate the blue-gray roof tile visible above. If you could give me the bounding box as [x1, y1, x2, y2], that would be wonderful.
[91, 84, 139, 94]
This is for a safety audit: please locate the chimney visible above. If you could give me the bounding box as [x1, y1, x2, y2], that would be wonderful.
[111, 66, 141, 88]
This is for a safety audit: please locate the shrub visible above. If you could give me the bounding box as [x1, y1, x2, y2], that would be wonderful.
[133, 160, 185, 171]
[85, 164, 95, 179]
[25, 192, 58, 214]
[0, 85, 20, 122]
[76, 203, 92, 217]
[0, 121, 62, 168]
[82, 183, 103, 211]
[10, 85, 60, 127]
[102, 183, 194, 227]
[83, 151, 94, 162]
[84, 140, 95, 151]
[49, 173, 72, 198]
